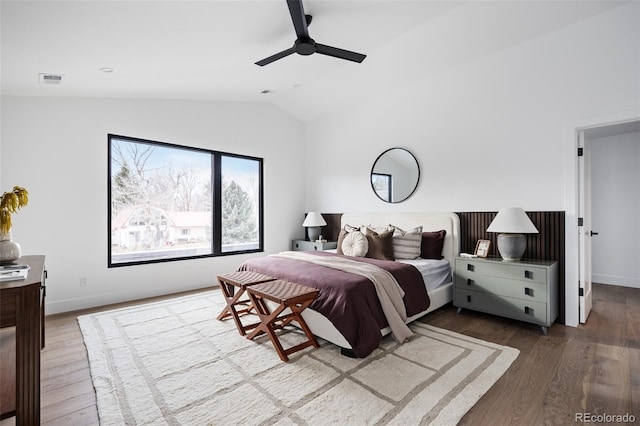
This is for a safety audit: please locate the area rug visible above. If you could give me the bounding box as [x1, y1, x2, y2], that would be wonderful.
[78, 290, 519, 425]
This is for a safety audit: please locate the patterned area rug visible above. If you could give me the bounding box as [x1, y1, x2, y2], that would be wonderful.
[78, 290, 519, 425]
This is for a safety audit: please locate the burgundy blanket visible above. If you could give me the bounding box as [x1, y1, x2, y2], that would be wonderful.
[238, 251, 430, 358]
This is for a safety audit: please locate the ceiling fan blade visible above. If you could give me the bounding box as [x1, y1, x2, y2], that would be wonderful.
[256, 1, 367, 67]
[316, 44, 367, 63]
[255, 46, 296, 66]
[287, 0, 309, 39]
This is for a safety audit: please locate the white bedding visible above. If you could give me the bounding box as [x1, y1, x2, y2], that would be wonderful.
[397, 258, 452, 292]
[324, 249, 452, 293]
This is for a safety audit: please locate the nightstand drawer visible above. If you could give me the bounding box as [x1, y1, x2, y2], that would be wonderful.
[454, 275, 547, 303]
[291, 240, 337, 251]
[456, 259, 547, 284]
[454, 289, 549, 325]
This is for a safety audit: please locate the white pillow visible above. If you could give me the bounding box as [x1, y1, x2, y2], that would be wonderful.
[391, 225, 423, 259]
[365, 225, 394, 234]
[341, 230, 369, 257]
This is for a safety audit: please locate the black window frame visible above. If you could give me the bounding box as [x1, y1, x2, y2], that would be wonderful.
[371, 172, 392, 202]
[108, 134, 264, 268]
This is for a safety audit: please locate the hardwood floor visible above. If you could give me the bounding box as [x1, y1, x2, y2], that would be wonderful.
[1, 283, 638, 425]
[427, 282, 640, 425]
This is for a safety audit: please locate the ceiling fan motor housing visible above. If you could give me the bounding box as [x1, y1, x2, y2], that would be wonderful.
[295, 38, 316, 55]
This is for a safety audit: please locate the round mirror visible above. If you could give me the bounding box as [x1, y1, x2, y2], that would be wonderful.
[370, 148, 420, 203]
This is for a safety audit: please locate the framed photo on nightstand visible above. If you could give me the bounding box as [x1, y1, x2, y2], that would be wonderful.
[474, 239, 491, 257]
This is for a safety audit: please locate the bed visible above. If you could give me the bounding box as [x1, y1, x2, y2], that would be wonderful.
[238, 212, 460, 357]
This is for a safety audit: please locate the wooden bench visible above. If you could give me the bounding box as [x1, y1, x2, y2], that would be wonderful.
[216, 271, 275, 335]
[246, 280, 320, 362]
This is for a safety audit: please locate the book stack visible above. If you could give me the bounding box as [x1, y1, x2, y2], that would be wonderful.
[0, 264, 30, 282]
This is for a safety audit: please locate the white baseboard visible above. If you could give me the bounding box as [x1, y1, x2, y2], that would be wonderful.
[45, 283, 217, 315]
[592, 273, 640, 289]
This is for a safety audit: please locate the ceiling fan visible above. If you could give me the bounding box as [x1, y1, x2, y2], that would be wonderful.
[255, 0, 367, 66]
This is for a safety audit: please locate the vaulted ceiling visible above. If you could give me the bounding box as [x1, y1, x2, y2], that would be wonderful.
[0, 0, 627, 122]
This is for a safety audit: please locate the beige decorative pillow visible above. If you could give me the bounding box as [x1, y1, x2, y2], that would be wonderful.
[366, 225, 394, 234]
[391, 225, 423, 259]
[344, 224, 360, 233]
[341, 230, 369, 257]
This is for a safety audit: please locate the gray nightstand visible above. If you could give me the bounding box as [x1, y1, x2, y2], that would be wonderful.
[291, 240, 337, 251]
[454, 257, 558, 335]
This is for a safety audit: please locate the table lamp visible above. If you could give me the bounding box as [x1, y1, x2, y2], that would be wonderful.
[486, 208, 538, 261]
[302, 212, 327, 242]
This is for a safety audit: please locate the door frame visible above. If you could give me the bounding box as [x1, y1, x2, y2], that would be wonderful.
[563, 109, 640, 327]
[578, 131, 592, 323]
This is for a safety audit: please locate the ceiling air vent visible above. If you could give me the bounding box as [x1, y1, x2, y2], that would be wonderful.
[39, 73, 63, 84]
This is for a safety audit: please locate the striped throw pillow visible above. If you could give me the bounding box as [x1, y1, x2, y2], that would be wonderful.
[391, 225, 423, 259]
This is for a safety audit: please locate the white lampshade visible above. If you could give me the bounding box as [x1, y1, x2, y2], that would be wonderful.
[486, 208, 538, 234]
[302, 212, 327, 242]
[302, 212, 327, 227]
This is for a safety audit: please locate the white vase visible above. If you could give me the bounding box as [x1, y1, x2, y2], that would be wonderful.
[0, 230, 22, 264]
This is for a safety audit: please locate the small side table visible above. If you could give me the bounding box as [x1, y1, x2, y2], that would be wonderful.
[216, 271, 275, 335]
[291, 240, 337, 251]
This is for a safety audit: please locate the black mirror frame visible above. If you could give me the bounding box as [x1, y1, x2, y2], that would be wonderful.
[370, 147, 420, 203]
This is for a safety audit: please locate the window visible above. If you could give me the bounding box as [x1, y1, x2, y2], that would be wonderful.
[108, 134, 263, 267]
[371, 173, 392, 202]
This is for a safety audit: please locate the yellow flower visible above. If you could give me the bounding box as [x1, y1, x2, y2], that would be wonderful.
[0, 186, 29, 234]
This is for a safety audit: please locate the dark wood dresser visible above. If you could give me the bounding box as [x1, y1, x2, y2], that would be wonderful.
[0, 255, 46, 424]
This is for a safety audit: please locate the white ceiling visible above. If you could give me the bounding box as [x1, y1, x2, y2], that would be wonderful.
[0, 0, 628, 122]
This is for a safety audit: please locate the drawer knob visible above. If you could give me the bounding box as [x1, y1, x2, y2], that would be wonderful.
[467, 279, 474, 286]
[524, 287, 533, 297]
[524, 270, 533, 279]
[467, 264, 475, 272]
[524, 306, 532, 315]
[467, 295, 471, 303]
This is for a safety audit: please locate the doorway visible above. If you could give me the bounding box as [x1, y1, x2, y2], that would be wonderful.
[578, 120, 640, 323]
[563, 110, 640, 328]
[585, 122, 640, 289]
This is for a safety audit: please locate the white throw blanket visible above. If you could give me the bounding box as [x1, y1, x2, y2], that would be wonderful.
[271, 251, 414, 343]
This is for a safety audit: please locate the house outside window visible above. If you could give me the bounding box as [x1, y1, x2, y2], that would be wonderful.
[108, 134, 263, 267]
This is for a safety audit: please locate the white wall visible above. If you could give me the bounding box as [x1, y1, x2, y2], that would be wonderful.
[1, 96, 306, 314]
[303, 2, 640, 214]
[589, 130, 640, 288]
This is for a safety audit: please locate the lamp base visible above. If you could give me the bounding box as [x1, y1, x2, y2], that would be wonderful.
[497, 233, 526, 261]
[307, 227, 321, 242]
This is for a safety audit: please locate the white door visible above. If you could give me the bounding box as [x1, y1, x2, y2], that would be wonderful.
[578, 131, 593, 323]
